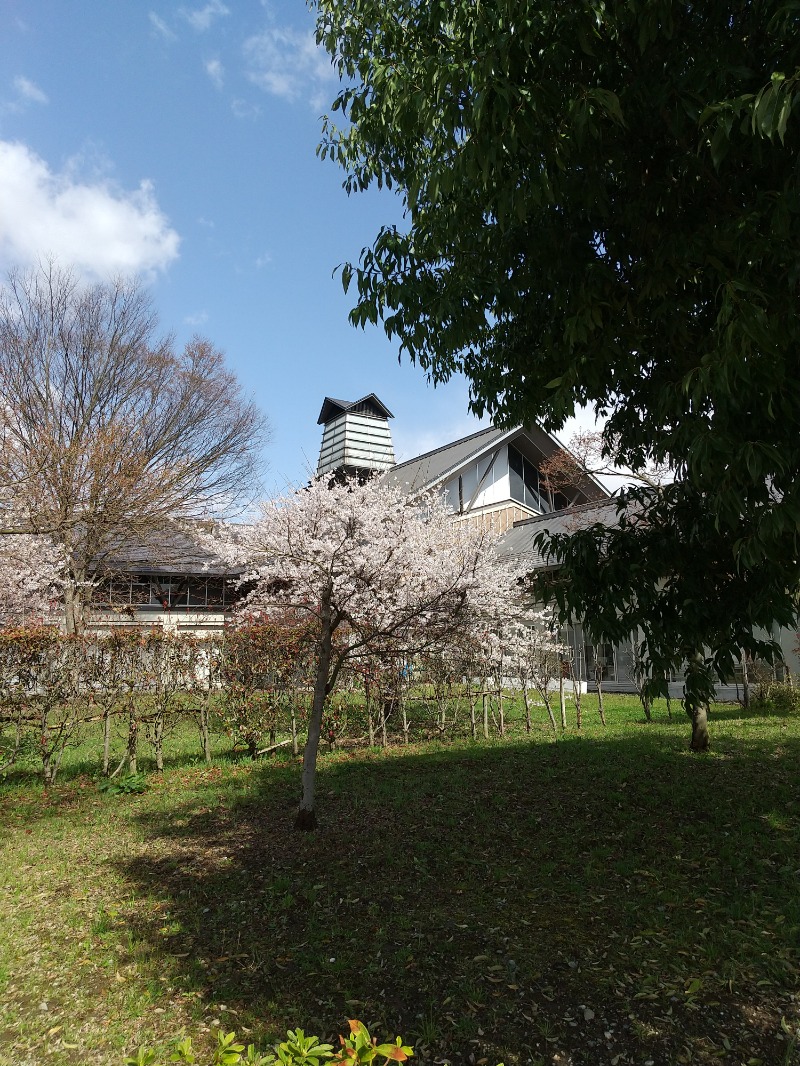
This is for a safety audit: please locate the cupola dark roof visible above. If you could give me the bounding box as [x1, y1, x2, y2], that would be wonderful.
[317, 394, 394, 426]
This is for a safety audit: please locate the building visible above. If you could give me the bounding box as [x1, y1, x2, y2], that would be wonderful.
[83, 392, 798, 693]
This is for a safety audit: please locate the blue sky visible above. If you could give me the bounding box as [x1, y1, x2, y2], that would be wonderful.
[0, 0, 498, 492]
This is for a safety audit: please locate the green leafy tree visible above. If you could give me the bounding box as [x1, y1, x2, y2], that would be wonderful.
[315, 0, 800, 747]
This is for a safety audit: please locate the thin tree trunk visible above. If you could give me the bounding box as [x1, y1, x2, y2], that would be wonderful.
[543, 690, 557, 733]
[103, 706, 112, 775]
[290, 703, 298, 757]
[402, 703, 409, 744]
[200, 693, 212, 765]
[596, 676, 606, 726]
[482, 692, 489, 739]
[469, 689, 477, 740]
[572, 666, 582, 730]
[498, 689, 505, 736]
[559, 673, 567, 730]
[522, 686, 532, 734]
[741, 649, 750, 709]
[296, 604, 333, 831]
[153, 712, 164, 772]
[126, 712, 138, 774]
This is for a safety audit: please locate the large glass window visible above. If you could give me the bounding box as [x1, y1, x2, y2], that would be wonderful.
[508, 444, 547, 511]
[584, 643, 616, 682]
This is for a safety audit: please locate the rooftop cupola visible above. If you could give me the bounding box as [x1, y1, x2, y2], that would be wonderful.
[316, 394, 395, 478]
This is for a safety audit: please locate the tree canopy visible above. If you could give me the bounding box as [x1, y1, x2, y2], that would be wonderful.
[212, 474, 516, 827]
[315, 0, 800, 733]
[0, 263, 270, 632]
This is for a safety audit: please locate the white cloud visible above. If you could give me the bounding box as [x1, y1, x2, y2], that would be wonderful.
[254, 252, 272, 269]
[231, 98, 261, 120]
[243, 27, 336, 104]
[204, 58, 224, 89]
[0, 140, 180, 279]
[181, 1, 230, 32]
[13, 76, 48, 106]
[185, 310, 209, 326]
[393, 398, 490, 466]
[148, 12, 176, 40]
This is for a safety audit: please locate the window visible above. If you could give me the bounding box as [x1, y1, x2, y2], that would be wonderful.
[584, 643, 616, 682]
[508, 444, 547, 511]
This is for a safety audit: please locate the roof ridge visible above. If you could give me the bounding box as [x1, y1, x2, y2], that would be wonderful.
[392, 424, 502, 471]
[511, 497, 618, 529]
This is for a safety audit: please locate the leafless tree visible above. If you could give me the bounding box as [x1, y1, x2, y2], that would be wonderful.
[0, 262, 270, 632]
[540, 429, 672, 497]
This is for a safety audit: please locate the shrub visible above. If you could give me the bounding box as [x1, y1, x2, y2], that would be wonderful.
[124, 1020, 413, 1066]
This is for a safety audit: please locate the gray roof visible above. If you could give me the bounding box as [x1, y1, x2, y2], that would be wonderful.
[100, 523, 240, 576]
[317, 394, 394, 425]
[498, 499, 621, 568]
[387, 425, 508, 492]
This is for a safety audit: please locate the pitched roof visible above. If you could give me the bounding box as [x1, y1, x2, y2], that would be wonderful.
[387, 425, 508, 492]
[100, 523, 241, 576]
[497, 499, 621, 568]
[317, 394, 394, 425]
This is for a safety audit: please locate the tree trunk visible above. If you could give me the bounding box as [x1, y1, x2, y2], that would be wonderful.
[572, 666, 582, 730]
[103, 706, 112, 775]
[126, 712, 138, 774]
[402, 704, 409, 744]
[200, 695, 212, 765]
[290, 703, 299, 757]
[559, 673, 567, 730]
[63, 576, 88, 636]
[153, 712, 164, 772]
[482, 692, 489, 739]
[381, 701, 389, 747]
[684, 650, 712, 752]
[295, 602, 333, 831]
[594, 653, 606, 726]
[741, 649, 750, 709]
[543, 690, 557, 733]
[522, 687, 532, 734]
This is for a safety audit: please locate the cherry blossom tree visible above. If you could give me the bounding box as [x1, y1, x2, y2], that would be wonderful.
[0, 532, 64, 626]
[213, 475, 515, 830]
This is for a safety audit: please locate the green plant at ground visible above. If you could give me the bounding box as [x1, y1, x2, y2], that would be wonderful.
[97, 771, 149, 795]
[124, 1021, 410, 1066]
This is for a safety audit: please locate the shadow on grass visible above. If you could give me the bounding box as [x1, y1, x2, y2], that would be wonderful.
[112, 729, 800, 1066]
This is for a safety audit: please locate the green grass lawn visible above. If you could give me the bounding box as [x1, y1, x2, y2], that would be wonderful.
[1, 695, 799, 1065]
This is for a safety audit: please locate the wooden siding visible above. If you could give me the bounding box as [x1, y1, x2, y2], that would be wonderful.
[453, 502, 537, 534]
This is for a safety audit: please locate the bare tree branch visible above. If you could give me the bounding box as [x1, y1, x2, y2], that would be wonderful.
[0, 262, 271, 631]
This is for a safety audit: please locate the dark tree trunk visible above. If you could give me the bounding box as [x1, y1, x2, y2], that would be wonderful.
[200, 695, 212, 765]
[684, 650, 713, 752]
